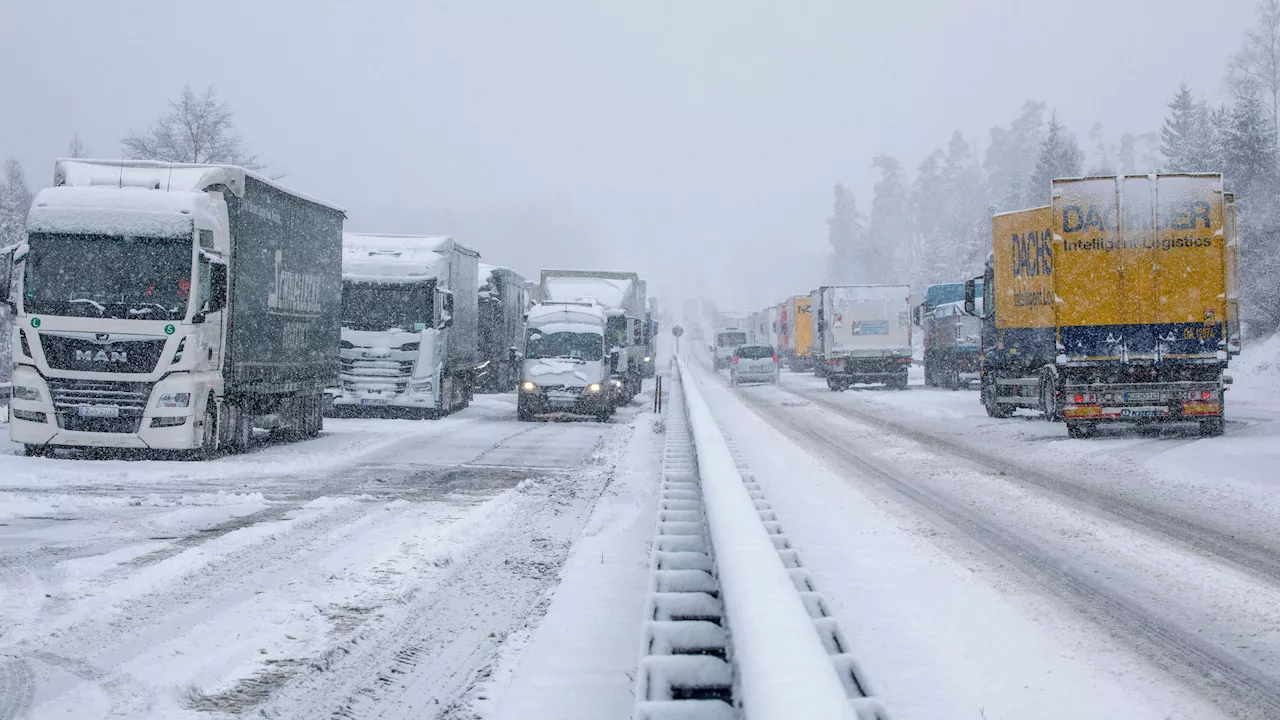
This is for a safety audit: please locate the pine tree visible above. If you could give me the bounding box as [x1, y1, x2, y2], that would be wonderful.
[1224, 78, 1280, 331]
[0, 158, 32, 249]
[940, 131, 991, 277]
[826, 183, 866, 283]
[865, 156, 911, 284]
[908, 150, 945, 287]
[1118, 133, 1138, 174]
[984, 100, 1046, 212]
[1087, 122, 1115, 175]
[1029, 112, 1084, 204]
[1161, 82, 1200, 171]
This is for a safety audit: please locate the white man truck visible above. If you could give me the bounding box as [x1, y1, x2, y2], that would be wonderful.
[539, 270, 646, 403]
[1, 159, 344, 457]
[811, 284, 912, 390]
[518, 301, 614, 422]
[331, 234, 479, 418]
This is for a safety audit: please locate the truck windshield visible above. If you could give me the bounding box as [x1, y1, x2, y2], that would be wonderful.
[526, 330, 602, 361]
[717, 332, 747, 347]
[23, 232, 193, 320]
[341, 280, 433, 332]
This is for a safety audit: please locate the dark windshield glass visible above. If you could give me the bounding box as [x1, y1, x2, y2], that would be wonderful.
[526, 329, 603, 360]
[717, 332, 747, 347]
[23, 232, 192, 320]
[606, 315, 627, 348]
[342, 280, 433, 332]
[736, 345, 774, 359]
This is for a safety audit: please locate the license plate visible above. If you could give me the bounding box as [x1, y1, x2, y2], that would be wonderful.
[360, 398, 389, 406]
[78, 405, 119, 418]
[1123, 392, 1161, 402]
[547, 392, 576, 405]
[1108, 406, 1168, 418]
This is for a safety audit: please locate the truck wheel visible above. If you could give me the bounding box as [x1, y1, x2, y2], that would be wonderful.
[982, 380, 1014, 418]
[945, 366, 961, 390]
[893, 372, 909, 391]
[232, 408, 253, 453]
[1039, 376, 1062, 422]
[192, 399, 219, 459]
[827, 378, 840, 392]
[517, 407, 534, 422]
[1198, 417, 1225, 437]
[595, 409, 611, 423]
[1067, 421, 1095, 439]
[923, 361, 933, 387]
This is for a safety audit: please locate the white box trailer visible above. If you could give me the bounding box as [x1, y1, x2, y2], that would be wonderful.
[812, 284, 912, 390]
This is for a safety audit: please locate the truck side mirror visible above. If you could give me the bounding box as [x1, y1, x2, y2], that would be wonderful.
[912, 305, 922, 327]
[963, 279, 976, 316]
[208, 262, 228, 313]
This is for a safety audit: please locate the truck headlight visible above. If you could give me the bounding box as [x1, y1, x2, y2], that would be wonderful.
[13, 386, 41, 402]
[586, 383, 602, 393]
[412, 381, 433, 393]
[156, 392, 191, 408]
[521, 381, 538, 393]
[612, 379, 624, 388]
[643, 356, 652, 363]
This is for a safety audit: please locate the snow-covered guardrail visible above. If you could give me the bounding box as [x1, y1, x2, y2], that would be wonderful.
[678, 358, 861, 720]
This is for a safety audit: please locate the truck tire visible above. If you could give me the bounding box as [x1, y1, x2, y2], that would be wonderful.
[827, 377, 841, 392]
[595, 408, 611, 423]
[1039, 374, 1062, 422]
[944, 365, 961, 390]
[190, 397, 219, 460]
[923, 359, 934, 387]
[892, 371, 909, 391]
[981, 378, 1014, 418]
[1067, 421, 1095, 439]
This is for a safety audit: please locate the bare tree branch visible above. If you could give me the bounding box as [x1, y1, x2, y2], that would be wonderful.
[121, 84, 261, 169]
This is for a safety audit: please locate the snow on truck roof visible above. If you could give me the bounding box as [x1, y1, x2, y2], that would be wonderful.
[541, 276, 635, 308]
[342, 234, 466, 282]
[53, 158, 345, 214]
[527, 302, 607, 326]
[27, 186, 218, 237]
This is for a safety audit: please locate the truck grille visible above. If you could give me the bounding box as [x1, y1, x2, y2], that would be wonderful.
[48, 379, 151, 434]
[340, 357, 416, 392]
[40, 335, 167, 374]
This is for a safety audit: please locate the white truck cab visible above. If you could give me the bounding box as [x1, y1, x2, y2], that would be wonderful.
[518, 302, 615, 422]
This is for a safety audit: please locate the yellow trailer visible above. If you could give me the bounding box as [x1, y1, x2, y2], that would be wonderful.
[1052, 174, 1230, 437]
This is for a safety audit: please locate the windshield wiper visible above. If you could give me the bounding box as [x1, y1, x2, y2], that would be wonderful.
[69, 298, 106, 315]
[128, 302, 176, 317]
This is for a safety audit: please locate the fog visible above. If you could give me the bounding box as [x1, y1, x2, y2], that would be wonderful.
[0, 1, 1252, 308]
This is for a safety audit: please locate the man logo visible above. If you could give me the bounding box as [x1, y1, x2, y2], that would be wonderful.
[75, 349, 128, 363]
[95, 333, 111, 342]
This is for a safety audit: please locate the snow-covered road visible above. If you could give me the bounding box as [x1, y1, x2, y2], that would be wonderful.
[694, 360, 1280, 720]
[0, 394, 656, 720]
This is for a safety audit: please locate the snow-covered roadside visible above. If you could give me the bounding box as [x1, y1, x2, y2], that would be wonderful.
[691, 365, 1229, 720]
[475, 411, 661, 719]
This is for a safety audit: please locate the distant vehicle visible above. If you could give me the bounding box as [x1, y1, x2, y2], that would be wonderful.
[811, 285, 912, 391]
[712, 328, 747, 369]
[914, 282, 982, 389]
[2, 159, 344, 458]
[730, 344, 779, 386]
[778, 295, 814, 371]
[966, 206, 1062, 420]
[331, 234, 479, 418]
[477, 264, 528, 393]
[540, 270, 647, 402]
[641, 297, 659, 378]
[518, 301, 615, 422]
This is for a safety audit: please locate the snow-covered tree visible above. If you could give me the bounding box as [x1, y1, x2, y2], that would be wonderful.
[1117, 132, 1138, 174]
[1029, 112, 1083, 203]
[826, 183, 866, 283]
[940, 131, 991, 277]
[121, 84, 260, 168]
[1160, 83, 1222, 172]
[984, 100, 1047, 211]
[0, 158, 32, 383]
[1223, 78, 1280, 332]
[1228, 0, 1280, 143]
[864, 156, 912, 284]
[1087, 122, 1115, 175]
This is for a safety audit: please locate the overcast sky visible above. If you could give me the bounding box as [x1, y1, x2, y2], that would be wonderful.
[0, 1, 1257, 308]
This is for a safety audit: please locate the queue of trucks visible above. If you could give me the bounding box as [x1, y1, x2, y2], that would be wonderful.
[0, 158, 655, 458]
[712, 172, 1237, 439]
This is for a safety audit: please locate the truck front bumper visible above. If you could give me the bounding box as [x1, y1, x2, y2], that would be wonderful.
[9, 366, 208, 450]
[519, 386, 611, 416]
[1062, 382, 1222, 422]
[331, 379, 437, 408]
[824, 355, 913, 382]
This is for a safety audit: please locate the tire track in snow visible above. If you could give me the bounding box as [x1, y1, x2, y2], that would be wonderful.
[0, 658, 33, 720]
[776, 380, 1280, 591]
[734, 385, 1280, 720]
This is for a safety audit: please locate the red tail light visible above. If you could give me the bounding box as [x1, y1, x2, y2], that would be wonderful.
[733, 356, 739, 365]
[1074, 394, 1084, 403]
[773, 355, 778, 363]
[1200, 390, 1211, 400]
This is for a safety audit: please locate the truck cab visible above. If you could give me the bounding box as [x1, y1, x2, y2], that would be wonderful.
[331, 234, 479, 418]
[518, 302, 614, 421]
